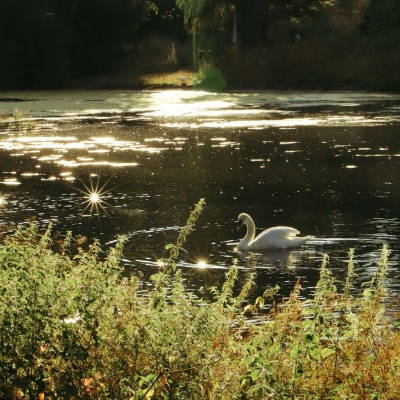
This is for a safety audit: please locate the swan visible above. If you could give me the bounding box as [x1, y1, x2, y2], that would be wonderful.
[237, 212, 313, 251]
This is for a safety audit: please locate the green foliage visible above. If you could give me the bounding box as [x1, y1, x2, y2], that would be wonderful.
[176, 0, 207, 21]
[198, 66, 226, 90]
[164, 197, 205, 264]
[0, 206, 400, 399]
[0, 222, 128, 398]
[174, 0, 400, 90]
[238, 245, 400, 399]
[7, 109, 36, 132]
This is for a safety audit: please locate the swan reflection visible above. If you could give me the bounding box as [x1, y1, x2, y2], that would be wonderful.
[236, 249, 302, 270]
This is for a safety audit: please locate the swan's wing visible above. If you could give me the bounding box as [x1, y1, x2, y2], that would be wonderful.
[259, 226, 300, 239]
[248, 226, 311, 250]
[248, 226, 301, 250]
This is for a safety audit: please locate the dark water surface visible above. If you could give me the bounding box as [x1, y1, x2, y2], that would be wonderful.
[1, 90, 400, 303]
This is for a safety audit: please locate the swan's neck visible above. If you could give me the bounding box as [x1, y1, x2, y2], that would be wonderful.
[239, 219, 256, 249]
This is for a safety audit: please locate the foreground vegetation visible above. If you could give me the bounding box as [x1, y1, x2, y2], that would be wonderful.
[1, 201, 400, 399]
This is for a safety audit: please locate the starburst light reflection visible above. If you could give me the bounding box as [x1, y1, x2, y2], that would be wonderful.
[196, 259, 208, 269]
[89, 192, 100, 203]
[74, 176, 114, 220]
[157, 259, 165, 268]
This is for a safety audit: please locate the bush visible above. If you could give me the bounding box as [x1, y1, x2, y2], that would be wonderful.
[218, 32, 400, 91]
[0, 202, 400, 399]
[198, 65, 227, 91]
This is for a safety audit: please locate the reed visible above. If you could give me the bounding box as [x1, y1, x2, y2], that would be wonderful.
[7, 109, 36, 131]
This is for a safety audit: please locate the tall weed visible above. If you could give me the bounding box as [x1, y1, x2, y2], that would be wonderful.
[0, 205, 400, 399]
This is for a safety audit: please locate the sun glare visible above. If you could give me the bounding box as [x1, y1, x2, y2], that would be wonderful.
[196, 259, 208, 269]
[74, 176, 114, 218]
[89, 192, 100, 203]
[64, 176, 125, 232]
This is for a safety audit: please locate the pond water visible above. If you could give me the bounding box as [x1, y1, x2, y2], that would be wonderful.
[1, 89, 400, 305]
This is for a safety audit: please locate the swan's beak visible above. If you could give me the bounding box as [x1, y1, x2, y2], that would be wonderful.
[237, 219, 244, 231]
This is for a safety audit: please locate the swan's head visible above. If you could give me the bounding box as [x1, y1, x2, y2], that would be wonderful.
[237, 213, 250, 230]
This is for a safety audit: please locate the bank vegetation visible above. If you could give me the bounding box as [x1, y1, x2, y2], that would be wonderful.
[0, 201, 400, 399]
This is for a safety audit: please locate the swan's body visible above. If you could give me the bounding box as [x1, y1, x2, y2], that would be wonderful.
[237, 213, 312, 251]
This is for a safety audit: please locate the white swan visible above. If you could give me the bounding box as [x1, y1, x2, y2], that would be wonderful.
[237, 212, 313, 251]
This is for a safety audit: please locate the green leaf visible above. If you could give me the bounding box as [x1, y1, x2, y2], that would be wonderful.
[251, 369, 261, 382]
[255, 296, 264, 309]
[302, 319, 314, 328]
[310, 347, 321, 360]
[321, 347, 336, 358]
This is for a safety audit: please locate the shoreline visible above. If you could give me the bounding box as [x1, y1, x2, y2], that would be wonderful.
[2, 68, 399, 93]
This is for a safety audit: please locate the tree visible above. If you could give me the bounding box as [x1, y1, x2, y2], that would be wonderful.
[0, 0, 68, 88]
[0, 0, 155, 88]
[175, 0, 237, 65]
[361, 0, 400, 33]
[69, 0, 155, 77]
[175, 0, 334, 65]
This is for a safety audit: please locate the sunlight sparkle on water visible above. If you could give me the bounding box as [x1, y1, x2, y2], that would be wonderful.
[74, 177, 114, 218]
[90, 193, 100, 203]
[196, 259, 208, 269]
[147, 90, 235, 118]
[1, 178, 21, 186]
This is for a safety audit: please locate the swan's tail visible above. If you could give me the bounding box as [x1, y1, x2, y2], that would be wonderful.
[288, 235, 314, 248]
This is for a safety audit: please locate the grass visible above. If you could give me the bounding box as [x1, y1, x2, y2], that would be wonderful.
[0, 109, 35, 132]
[69, 66, 201, 90]
[0, 201, 400, 399]
[139, 70, 200, 88]
[69, 36, 200, 90]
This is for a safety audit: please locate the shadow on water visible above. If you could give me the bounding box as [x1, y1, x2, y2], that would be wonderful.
[1, 90, 400, 302]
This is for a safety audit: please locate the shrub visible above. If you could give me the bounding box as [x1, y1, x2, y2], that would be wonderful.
[0, 202, 400, 399]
